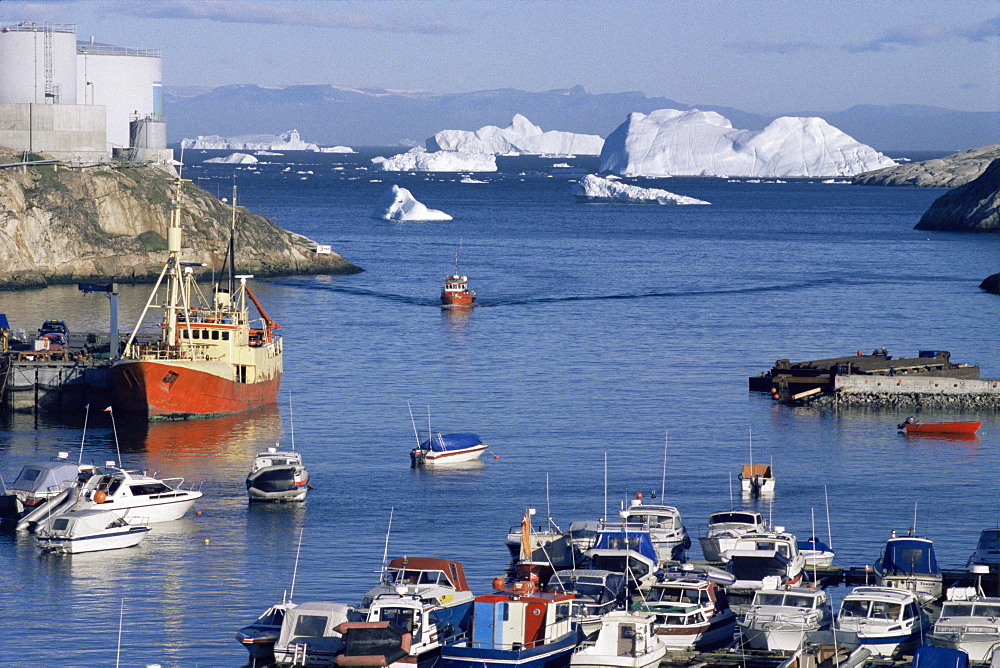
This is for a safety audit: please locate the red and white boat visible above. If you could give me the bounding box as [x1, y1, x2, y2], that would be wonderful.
[898, 417, 981, 434]
[111, 182, 282, 419]
[441, 248, 476, 308]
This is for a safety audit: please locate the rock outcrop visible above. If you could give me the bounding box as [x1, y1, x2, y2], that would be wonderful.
[0, 151, 361, 289]
[914, 158, 1000, 233]
[854, 144, 1000, 188]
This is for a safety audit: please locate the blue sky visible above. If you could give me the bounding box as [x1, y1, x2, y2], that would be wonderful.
[3, 0, 997, 113]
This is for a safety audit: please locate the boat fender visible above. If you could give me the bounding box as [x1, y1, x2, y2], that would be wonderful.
[492, 577, 506, 590]
[94, 491, 107, 503]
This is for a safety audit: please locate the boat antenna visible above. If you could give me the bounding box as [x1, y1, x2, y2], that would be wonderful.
[228, 179, 237, 298]
[79, 403, 90, 465]
[115, 598, 125, 668]
[728, 472, 734, 510]
[288, 391, 295, 451]
[427, 406, 432, 450]
[288, 528, 304, 602]
[824, 484, 833, 549]
[660, 430, 668, 500]
[911, 501, 918, 536]
[602, 452, 608, 523]
[811, 507, 818, 583]
[380, 507, 394, 576]
[105, 406, 121, 465]
[545, 473, 553, 531]
[407, 401, 422, 448]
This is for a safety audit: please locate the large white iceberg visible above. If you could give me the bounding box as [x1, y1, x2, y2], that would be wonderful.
[181, 129, 320, 151]
[573, 174, 710, 205]
[204, 152, 259, 164]
[373, 185, 453, 221]
[371, 147, 497, 172]
[427, 114, 604, 156]
[600, 109, 896, 177]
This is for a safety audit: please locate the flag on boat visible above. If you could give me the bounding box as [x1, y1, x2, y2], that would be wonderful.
[103, 406, 113, 413]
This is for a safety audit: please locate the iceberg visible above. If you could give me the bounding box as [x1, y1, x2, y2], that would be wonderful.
[373, 185, 453, 221]
[573, 174, 710, 205]
[181, 129, 320, 151]
[371, 147, 497, 172]
[427, 114, 604, 156]
[204, 152, 259, 164]
[600, 109, 896, 177]
[317, 146, 356, 153]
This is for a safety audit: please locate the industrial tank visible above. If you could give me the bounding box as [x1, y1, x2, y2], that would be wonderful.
[0, 22, 78, 104]
[130, 117, 167, 149]
[77, 43, 162, 150]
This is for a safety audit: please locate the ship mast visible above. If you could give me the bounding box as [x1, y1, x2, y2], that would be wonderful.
[163, 173, 185, 347]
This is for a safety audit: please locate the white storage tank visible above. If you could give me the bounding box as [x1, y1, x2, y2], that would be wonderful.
[0, 22, 78, 104]
[130, 117, 167, 149]
[77, 41, 162, 151]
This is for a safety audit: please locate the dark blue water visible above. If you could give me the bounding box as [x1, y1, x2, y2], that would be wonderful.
[2, 149, 999, 665]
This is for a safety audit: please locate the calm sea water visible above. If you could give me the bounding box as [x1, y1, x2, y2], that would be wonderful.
[2, 149, 999, 666]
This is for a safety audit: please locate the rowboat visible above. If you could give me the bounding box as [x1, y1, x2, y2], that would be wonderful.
[898, 417, 981, 434]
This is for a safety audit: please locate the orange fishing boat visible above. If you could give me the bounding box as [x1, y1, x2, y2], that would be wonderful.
[898, 417, 981, 434]
[441, 247, 476, 308]
[111, 181, 282, 420]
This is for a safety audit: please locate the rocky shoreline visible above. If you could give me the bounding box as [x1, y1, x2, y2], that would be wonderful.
[853, 144, 1000, 188]
[0, 150, 361, 290]
[915, 158, 1000, 233]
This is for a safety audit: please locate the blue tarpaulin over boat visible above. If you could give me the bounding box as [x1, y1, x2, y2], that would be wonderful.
[0, 314, 8, 329]
[912, 646, 970, 668]
[419, 433, 484, 453]
[798, 538, 833, 553]
[880, 537, 940, 575]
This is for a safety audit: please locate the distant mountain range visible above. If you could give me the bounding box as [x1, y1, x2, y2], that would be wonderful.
[163, 84, 999, 154]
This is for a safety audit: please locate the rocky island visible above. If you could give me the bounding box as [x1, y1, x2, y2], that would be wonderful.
[853, 144, 1000, 188]
[0, 150, 361, 289]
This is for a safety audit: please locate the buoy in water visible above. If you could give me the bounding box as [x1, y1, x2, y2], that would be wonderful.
[195, 510, 202, 516]
[203, 538, 210, 545]
[493, 454, 500, 460]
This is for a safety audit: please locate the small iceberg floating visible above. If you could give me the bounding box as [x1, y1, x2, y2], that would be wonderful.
[572, 174, 709, 205]
[373, 185, 453, 221]
[205, 152, 259, 164]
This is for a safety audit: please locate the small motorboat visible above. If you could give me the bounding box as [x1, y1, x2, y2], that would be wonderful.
[797, 537, 836, 568]
[739, 580, 834, 652]
[584, 524, 660, 592]
[547, 569, 629, 636]
[898, 417, 981, 434]
[969, 528, 1000, 570]
[441, 247, 476, 308]
[873, 531, 942, 604]
[619, 494, 691, 563]
[928, 586, 1000, 662]
[246, 447, 309, 502]
[699, 510, 767, 562]
[725, 529, 805, 593]
[634, 574, 737, 651]
[410, 433, 488, 467]
[571, 610, 667, 668]
[835, 586, 929, 659]
[35, 508, 150, 554]
[234, 600, 297, 662]
[740, 464, 775, 496]
[0, 452, 96, 525]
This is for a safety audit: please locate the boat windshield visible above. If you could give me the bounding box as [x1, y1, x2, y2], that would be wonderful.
[128, 482, 173, 496]
[647, 586, 705, 604]
[977, 531, 1000, 549]
[378, 607, 416, 634]
[755, 592, 817, 608]
[710, 512, 760, 525]
[591, 555, 650, 579]
[941, 602, 1000, 618]
[256, 607, 287, 626]
[383, 568, 443, 586]
[841, 599, 901, 620]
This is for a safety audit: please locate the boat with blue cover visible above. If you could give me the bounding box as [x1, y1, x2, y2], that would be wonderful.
[584, 524, 660, 592]
[873, 532, 942, 604]
[410, 433, 488, 467]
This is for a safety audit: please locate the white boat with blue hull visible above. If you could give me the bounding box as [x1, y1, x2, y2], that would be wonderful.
[35, 508, 150, 554]
[835, 586, 929, 659]
[440, 578, 581, 668]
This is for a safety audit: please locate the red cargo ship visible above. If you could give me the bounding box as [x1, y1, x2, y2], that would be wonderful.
[111, 181, 282, 420]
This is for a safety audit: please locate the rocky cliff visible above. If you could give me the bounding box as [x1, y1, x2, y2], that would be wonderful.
[915, 158, 1000, 233]
[853, 144, 1000, 187]
[0, 150, 361, 289]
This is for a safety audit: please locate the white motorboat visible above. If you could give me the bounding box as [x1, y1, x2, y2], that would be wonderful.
[35, 508, 150, 554]
[235, 600, 297, 663]
[246, 447, 309, 502]
[634, 574, 737, 651]
[272, 601, 355, 666]
[410, 432, 488, 467]
[725, 529, 805, 592]
[739, 581, 834, 652]
[571, 611, 667, 668]
[583, 524, 660, 592]
[873, 532, 942, 604]
[740, 463, 775, 496]
[928, 586, 1000, 662]
[619, 494, 691, 563]
[835, 586, 929, 659]
[968, 528, 1000, 570]
[699, 510, 767, 562]
[797, 538, 835, 568]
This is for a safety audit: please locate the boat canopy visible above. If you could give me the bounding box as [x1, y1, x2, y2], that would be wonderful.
[9, 460, 82, 495]
[798, 538, 833, 553]
[592, 529, 658, 561]
[709, 511, 763, 525]
[38, 509, 129, 536]
[418, 433, 483, 453]
[912, 646, 970, 668]
[741, 464, 772, 478]
[276, 601, 354, 652]
[880, 537, 940, 576]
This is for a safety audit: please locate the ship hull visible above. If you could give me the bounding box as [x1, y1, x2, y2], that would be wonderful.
[111, 358, 281, 419]
[441, 291, 475, 308]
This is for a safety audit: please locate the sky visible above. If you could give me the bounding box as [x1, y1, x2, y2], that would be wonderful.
[1, 0, 997, 114]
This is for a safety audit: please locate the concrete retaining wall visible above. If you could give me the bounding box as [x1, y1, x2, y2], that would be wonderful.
[833, 374, 1000, 408]
[0, 102, 107, 161]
